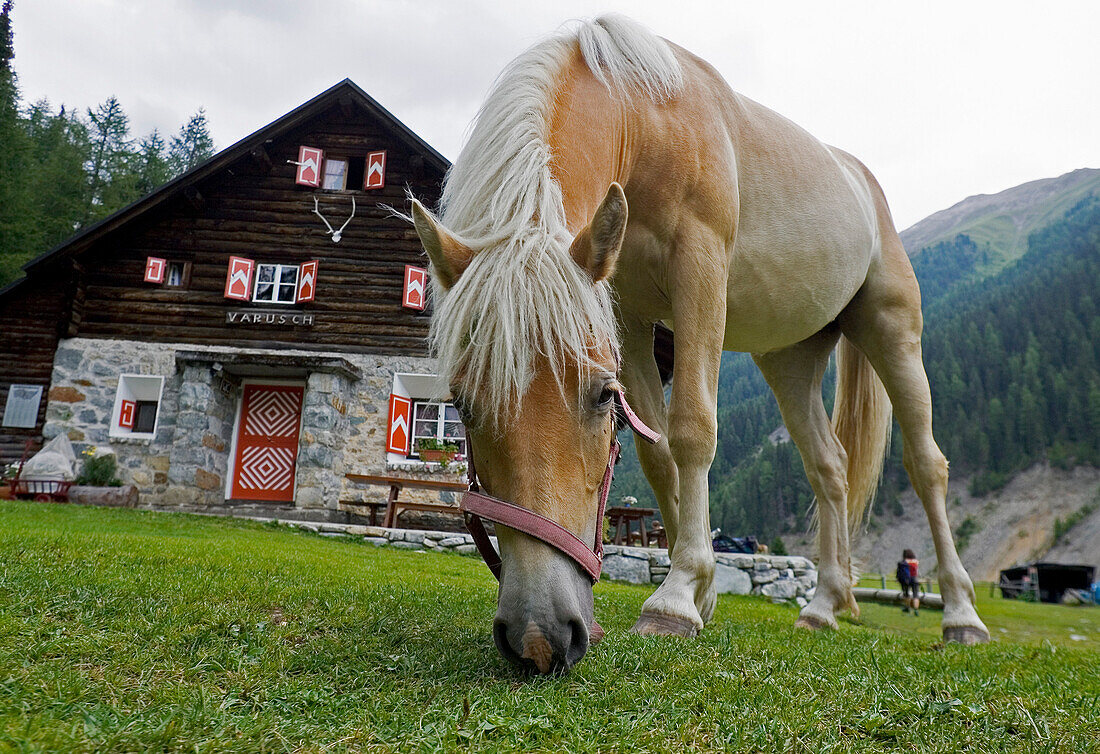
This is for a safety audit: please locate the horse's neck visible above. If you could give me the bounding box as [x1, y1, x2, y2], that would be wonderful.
[547, 52, 631, 234]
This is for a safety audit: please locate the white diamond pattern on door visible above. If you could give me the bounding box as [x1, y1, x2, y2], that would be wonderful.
[231, 384, 304, 502]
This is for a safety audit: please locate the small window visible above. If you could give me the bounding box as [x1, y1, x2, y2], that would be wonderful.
[321, 158, 347, 190]
[110, 375, 165, 440]
[253, 263, 299, 305]
[164, 261, 190, 288]
[317, 155, 365, 192]
[133, 401, 159, 434]
[410, 400, 466, 459]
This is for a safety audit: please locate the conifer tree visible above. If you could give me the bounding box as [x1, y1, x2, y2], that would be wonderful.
[0, 0, 34, 282]
[84, 96, 132, 221]
[168, 108, 214, 176]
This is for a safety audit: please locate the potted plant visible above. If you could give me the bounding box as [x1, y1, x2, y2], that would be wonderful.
[415, 438, 460, 465]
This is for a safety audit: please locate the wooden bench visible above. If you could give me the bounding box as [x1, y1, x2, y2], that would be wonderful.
[605, 505, 664, 547]
[344, 473, 467, 528]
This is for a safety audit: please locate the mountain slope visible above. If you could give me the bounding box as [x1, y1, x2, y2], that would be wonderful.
[900, 167, 1100, 266]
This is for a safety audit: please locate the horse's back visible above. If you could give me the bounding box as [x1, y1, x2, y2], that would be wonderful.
[623, 45, 886, 353]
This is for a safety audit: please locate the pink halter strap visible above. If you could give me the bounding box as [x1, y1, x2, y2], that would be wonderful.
[460, 388, 659, 583]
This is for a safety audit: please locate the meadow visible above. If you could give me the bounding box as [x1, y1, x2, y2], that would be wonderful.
[1, 501, 1097, 752]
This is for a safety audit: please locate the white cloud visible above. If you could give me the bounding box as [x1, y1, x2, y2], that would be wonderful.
[11, 0, 1098, 229]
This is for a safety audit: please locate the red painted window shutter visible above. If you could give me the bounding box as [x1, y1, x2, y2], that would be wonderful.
[119, 399, 136, 429]
[386, 394, 412, 455]
[365, 150, 386, 190]
[402, 265, 427, 310]
[295, 145, 324, 187]
[144, 257, 166, 283]
[297, 260, 318, 303]
[224, 256, 255, 301]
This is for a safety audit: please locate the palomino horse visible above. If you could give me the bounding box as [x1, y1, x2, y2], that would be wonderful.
[410, 15, 990, 672]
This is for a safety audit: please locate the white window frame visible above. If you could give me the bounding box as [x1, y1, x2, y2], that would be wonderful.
[252, 263, 299, 305]
[387, 373, 468, 467]
[409, 399, 466, 460]
[109, 374, 166, 441]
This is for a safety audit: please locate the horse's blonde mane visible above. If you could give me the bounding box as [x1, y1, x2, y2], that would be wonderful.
[426, 16, 683, 420]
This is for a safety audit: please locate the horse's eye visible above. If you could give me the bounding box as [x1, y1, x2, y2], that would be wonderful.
[596, 385, 616, 409]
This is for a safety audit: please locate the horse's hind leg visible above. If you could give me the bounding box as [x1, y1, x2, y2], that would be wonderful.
[839, 234, 990, 644]
[754, 327, 857, 629]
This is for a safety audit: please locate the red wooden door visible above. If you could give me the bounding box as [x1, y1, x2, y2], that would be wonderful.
[231, 384, 304, 502]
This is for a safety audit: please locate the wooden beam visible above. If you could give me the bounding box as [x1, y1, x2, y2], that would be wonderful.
[249, 145, 272, 173]
[852, 587, 944, 609]
[338, 95, 356, 119]
[184, 187, 204, 213]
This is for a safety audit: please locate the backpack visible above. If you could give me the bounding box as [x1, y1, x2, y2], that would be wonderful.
[896, 560, 912, 585]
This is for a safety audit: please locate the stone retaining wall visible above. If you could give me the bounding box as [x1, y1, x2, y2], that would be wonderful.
[272, 518, 818, 605]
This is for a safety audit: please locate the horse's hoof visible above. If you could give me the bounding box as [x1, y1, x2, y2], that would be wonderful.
[631, 612, 700, 637]
[589, 620, 606, 645]
[943, 625, 990, 645]
[794, 613, 835, 631]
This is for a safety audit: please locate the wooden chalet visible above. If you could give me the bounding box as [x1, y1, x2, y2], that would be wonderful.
[0, 79, 467, 517]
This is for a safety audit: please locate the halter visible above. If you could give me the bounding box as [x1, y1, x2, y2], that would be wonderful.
[461, 387, 661, 583]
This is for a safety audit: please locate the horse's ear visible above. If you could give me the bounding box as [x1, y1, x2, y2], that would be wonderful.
[411, 199, 473, 289]
[569, 183, 628, 283]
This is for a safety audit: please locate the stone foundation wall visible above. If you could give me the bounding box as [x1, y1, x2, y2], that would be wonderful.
[42, 337, 467, 511]
[45, 339, 181, 497]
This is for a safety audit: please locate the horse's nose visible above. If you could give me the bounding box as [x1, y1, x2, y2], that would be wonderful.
[493, 613, 589, 673]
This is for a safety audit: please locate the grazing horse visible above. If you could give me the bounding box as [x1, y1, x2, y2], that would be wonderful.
[410, 15, 990, 672]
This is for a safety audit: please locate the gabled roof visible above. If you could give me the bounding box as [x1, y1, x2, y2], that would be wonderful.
[2, 79, 449, 296]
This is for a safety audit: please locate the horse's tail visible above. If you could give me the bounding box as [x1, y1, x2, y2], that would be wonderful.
[832, 336, 892, 537]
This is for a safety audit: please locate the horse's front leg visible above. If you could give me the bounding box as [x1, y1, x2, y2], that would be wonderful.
[618, 317, 679, 551]
[632, 244, 726, 637]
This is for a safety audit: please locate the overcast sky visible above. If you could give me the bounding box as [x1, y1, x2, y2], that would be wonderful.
[11, 0, 1099, 230]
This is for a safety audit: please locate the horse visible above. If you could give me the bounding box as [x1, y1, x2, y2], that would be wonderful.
[408, 15, 990, 673]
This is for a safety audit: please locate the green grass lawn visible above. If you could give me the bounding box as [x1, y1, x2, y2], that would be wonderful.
[1, 501, 1098, 752]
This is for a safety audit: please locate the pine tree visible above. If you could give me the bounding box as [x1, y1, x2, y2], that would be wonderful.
[25, 101, 89, 253]
[168, 108, 214, 176]
[84, 96, 132, 221]
[0, 0, 35, 283]
[134, 129, 170, 195]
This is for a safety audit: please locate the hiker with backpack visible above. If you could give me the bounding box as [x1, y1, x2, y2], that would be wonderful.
[896, 549, 921, 615]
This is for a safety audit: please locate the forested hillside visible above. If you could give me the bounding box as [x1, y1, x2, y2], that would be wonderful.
[609, 183, 1100, 542]
[0, 1, 214, 285]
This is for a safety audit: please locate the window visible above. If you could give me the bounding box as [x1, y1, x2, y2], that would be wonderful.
[253, 264, 299, 305]
[321, 158, 347, 190]
[133, 401, 159, 434]
[386, 373, 468, 464]
[165, 261, 190, 288]
[110, 375, 165, 440]
[410, 400, 466, 459]
[322, 155, 365, 191]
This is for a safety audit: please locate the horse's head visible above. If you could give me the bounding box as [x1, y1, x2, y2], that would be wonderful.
[411, 185, 629, 673]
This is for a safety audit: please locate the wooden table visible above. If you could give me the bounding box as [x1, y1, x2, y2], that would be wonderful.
[344, 473, 468, 528]
[605, 505, 660, 547]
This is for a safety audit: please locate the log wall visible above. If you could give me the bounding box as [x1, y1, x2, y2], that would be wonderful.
[75, 103, 444, 354]
[0, 271, 72, 463]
